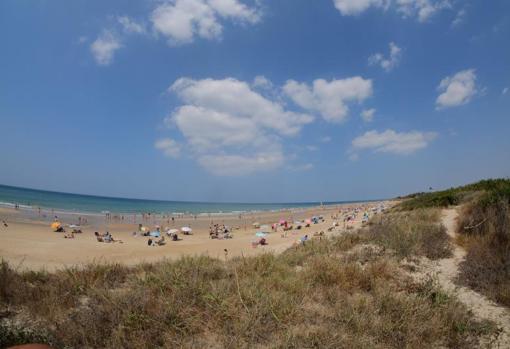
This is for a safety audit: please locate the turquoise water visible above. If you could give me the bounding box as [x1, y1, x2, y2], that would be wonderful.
[0, 184, 363, 215]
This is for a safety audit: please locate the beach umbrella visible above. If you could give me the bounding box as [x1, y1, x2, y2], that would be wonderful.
[181, 226, 192, 233]
[51, 222, 61, 231]
[255, 232, 267, 238]
[252, 222, 260, 228]
[279, 219, 286, 225]
[167, 228, 179, 234]
[141, 226, 148, 232]
[150, 231, 160, 237]
[305, 219, 312, 225]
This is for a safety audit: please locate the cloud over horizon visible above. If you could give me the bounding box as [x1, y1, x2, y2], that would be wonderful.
[351, 129, 438, 156]
[161, 77, 314, 176]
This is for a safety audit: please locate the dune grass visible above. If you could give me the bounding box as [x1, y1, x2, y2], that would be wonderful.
[398, 178, 510, 308]
[0, 208, 494, 348]
[456, 197, 510, 307]
[397, 178, 510, 211]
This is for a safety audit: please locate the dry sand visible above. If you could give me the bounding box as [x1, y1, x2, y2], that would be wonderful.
[0, 202, 388, 271]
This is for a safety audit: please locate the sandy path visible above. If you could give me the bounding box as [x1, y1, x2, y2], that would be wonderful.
[437, 209, 510, 348]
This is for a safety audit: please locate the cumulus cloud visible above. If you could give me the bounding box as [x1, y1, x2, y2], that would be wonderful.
[155, 138, 181, 158]
[333, 0, 387, 15]
[118, 16, 146, 34]
[396, 0, 451, 22]
[436, 69, 478, 109]
[361, 108, 376, 122]
[151, 0, 260, 45]
[252, 75, 273, 90]
[283, 77, 373, 123]
[333, 0, 451, 22]
[369, 42, 402, 72]
[164, 77, 313, 175]
[351, 129, 437, 155]
[90, 30, 122, 65]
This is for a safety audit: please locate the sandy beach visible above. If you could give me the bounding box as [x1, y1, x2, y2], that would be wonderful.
[0, 201, 391, 270]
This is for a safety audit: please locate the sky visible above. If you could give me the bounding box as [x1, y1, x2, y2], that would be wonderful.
[0, 0, 509, 203]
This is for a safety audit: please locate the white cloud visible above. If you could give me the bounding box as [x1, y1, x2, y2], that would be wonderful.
[320, 136, 332, 143]
[306, 145, 319, 151]
[283, 77, 373, 123]
[90, 30, 122, 66]
[164, 77, 313, 175]
[333, 0, 386, 15]
[451, 8, 466, 27]
[436, 69, 478, 109]
[361, 108, 376, 122]
[118, 16, 146, 34]
[333, 0, 451, 22]
[197, 152, 283, 176]
[155, 138, 181, 158]
[351, 129, 437, 155]
[503, 87, 509, 95]
[252, 75, 273, 90]
[151, 0, 260, 45]
[368, 42, 402, 72]
[396, 0, 451, 22]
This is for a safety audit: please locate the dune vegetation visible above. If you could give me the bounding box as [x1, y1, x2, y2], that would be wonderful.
[0, 204, 496, 348]
[397, 178, 510, 307]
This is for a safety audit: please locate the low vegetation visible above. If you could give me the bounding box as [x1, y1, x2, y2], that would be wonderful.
[456, 192, 510, 307]
[398, 178, 510, 308]
[1, 208, 494, 349]
[397, 178, 510, 211]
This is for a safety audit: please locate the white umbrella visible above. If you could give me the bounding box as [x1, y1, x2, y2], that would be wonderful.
[166, 228, 179, 235]
[181, 226, 192, 233]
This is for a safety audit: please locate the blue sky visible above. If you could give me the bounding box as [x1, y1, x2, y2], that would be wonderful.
[1, 0, 509, 203]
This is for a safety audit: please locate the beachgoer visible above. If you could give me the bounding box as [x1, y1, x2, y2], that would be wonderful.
[2, 220, 7, 228]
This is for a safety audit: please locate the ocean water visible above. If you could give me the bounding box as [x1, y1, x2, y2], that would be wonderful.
[0, 184, 362, 215]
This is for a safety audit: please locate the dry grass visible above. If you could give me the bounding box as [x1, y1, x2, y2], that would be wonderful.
[456, 198, 510, 307]
[0, 210, 494, 348]
[365, 209, 452, 260]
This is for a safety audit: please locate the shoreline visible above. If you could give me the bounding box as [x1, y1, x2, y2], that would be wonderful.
[0, 200, 394, 271]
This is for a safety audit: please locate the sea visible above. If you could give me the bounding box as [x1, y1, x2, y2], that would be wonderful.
[0, 184, 368, 216]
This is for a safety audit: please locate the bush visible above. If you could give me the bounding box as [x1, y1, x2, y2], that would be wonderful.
[457, 198, 510, 306]
[366, 209, 452, 260]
